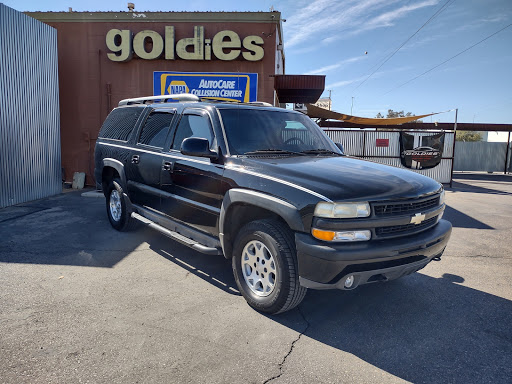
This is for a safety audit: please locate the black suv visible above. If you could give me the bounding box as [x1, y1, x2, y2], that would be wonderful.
[94, 94, 452, 314]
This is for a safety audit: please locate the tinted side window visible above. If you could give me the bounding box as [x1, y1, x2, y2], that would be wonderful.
[172, 114, 213, 150]
[98, 107, 143, 141]
[138, 111, 174, 148]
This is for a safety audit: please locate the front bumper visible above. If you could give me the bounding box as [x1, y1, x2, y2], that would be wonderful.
[296, 219, 452, 290]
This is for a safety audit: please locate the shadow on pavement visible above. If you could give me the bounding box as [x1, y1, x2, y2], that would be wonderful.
[148, 236, 240, 296]
[443, 205, 493, 229]
[273, 273, 512, 384]
[450, 173, 512, 196]
[2, 190, 511, 383]
[454, 173, 512, 182]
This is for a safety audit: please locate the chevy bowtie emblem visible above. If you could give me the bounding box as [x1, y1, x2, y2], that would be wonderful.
[410, 213, 426, 224]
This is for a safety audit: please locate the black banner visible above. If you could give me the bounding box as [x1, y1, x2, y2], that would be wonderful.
[400, 132, 445, 169]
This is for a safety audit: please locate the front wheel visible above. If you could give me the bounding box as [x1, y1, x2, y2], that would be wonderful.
[232, 219, 307, 314]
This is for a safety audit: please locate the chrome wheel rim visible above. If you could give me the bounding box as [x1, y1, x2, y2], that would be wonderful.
[241, 240, 277, 297]
[109, 189, 122, 222]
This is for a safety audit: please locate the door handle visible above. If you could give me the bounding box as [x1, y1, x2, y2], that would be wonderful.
[131, 155, 140, 164]
[162, 161, 173, 171]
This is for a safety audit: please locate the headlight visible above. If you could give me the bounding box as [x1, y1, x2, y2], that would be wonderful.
[314, 202, 371, 218]
[439, 189, 445, 205]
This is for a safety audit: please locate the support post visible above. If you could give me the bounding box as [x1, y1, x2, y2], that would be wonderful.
[449, 108, 458, 188]
[505, 131, 511, 174]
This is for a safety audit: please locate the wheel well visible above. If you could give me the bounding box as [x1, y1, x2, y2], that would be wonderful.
[101, 167, 119, 196]
[222, 204, 289, 259]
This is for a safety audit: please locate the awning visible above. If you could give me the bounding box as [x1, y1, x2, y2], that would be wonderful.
[306, 103, 441, 125]
[274, 75, 325, 104]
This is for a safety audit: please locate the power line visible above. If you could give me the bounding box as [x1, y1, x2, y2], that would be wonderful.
[352, 0, 455, 93]
[382, 22, 512, 95]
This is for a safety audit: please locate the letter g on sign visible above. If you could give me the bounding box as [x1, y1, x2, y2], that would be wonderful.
[106, 29, 133, 62]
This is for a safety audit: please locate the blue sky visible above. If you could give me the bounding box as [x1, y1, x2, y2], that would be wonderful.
[4, 0, 512, 126]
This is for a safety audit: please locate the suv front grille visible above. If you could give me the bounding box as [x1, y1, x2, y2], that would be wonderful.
[375, 215, 438, 238]
[373, 195, 440, 217]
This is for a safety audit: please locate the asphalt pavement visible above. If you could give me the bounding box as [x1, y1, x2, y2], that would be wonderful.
[1, 172, 511, 383]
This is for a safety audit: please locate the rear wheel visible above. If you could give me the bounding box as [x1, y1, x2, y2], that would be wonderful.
[232, 219, 307, 314]
[106, 178, 136, 231]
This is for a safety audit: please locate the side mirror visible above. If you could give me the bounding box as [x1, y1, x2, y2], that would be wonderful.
[181, 137, 218, 160]
[335, 142, 345, 154]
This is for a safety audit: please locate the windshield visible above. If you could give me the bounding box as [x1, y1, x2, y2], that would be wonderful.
[219, 108, 340, 156]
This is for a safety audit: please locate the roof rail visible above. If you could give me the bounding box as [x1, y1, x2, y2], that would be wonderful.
[248, 101, 273, 106]
[118, 94, 199, 106]
[199, 98, 274, 107]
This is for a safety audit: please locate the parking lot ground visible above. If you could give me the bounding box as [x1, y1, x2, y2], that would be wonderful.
[1, 172, 511, 384]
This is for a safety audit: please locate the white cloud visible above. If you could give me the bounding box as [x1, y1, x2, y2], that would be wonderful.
[284, 0, 439, 51]
[326, 75, 367, 89]
[325, 65, 412, 89]
[305, 56, 365, 75]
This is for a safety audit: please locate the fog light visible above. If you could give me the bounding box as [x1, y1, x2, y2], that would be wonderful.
[344, 275, 354, 288]
[312, 228, 371, 242]
[334, 230, 371, 242]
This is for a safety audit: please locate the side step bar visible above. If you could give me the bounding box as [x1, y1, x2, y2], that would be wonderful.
[131, 212, 222, 256]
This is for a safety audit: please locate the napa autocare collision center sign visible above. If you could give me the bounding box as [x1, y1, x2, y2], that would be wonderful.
[153, 72, 258, 103]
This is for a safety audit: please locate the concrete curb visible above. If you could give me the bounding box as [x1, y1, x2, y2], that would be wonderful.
[81, 191, 104, 198]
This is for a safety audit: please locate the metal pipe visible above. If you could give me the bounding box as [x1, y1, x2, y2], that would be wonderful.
[505, 131, 511, 174]
[449, 109, 458, 188]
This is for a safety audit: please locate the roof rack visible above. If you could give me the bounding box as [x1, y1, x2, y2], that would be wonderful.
[248, 101, 273, 106]
[198, 98, 274, 107]
[118, 94, 199, 106]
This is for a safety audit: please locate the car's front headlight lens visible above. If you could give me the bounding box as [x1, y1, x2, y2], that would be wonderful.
[314, 202, 371, 218]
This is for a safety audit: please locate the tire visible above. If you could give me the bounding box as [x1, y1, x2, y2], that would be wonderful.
[232, 219, 307, 314]
[105, 178, 136, 232]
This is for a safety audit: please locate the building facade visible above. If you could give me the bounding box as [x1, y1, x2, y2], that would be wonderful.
[27, 10, 285, 185]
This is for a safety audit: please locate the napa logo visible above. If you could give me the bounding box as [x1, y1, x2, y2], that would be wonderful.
[168, 81, 189, 94]
[154, 72, 258, 103]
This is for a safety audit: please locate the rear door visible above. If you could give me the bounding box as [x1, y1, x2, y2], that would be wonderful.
[160, 109, 225, 236]
[126, 108, 176, 210]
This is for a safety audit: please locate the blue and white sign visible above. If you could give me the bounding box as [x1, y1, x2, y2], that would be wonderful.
[153, 72, 258, 103]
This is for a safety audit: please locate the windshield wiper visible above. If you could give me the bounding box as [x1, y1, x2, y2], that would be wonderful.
[244, 149, 306, 156]
[300, 149, 343, 156]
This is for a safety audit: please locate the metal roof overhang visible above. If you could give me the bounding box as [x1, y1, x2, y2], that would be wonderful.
[319, 120, 512, 132]
[274, 75, 325, 103]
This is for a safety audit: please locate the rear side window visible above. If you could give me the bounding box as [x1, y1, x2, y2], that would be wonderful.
[138, 111, 174, 148]
[98, 107, 144, 141]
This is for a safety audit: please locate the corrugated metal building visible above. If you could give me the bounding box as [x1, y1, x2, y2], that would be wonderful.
[0, 4, 61, 208]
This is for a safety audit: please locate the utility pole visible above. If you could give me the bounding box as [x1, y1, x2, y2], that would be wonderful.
[351, 96, 354, 115]
[328, 90, 332, 110]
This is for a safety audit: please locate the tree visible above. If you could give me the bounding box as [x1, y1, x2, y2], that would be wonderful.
[374, 109, 423, 123]
[456, 131, 482, 142]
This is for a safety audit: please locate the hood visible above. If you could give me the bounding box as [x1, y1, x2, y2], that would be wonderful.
[238, 156, 442, 202]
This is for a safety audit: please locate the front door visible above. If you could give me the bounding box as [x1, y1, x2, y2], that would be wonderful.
[160, 109, 224, 236]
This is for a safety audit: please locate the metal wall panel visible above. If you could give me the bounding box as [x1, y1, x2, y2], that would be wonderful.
[454, 142, 508, 172]
[0, 4, 61, 208]
[324, 129, 364, 156]
[323, 129, 454, 184]
[364, 131, 400, 157]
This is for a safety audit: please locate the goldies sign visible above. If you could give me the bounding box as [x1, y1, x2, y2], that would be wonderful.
[106, 26, 264, 62]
